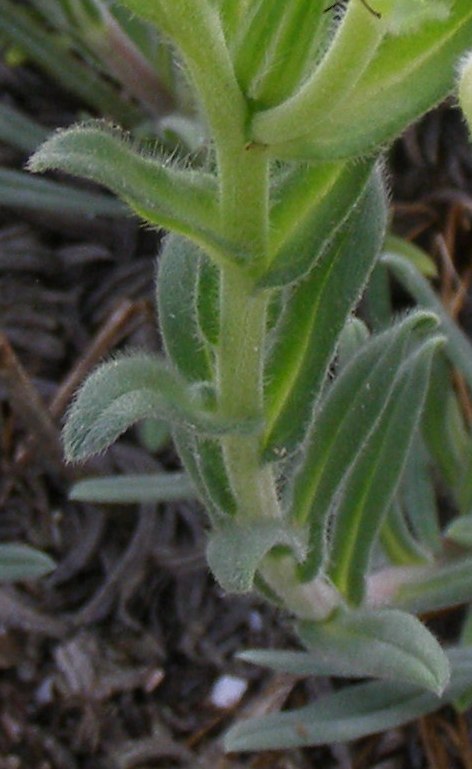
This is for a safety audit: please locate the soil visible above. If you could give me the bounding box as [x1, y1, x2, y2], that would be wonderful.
[2, 56, 472, 769]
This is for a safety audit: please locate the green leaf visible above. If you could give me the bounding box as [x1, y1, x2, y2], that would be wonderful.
[0, 544, 55, 582]
[0, 103, 48, 153]
[297, 609, 449, 695]
[445, 515, 472, 548]
[380, 498, 432, 566]
[288, 311, 438, 581]
[232, 0, 327, 107]
[422, 354, 468, 492]
[394, 556, 472, 615]
[327, 336, 442, 604]
[64, 353, 259, 462]
[225, 648, 472, 752]
[207, 519, 307, 593]
[28, 122, 234, 260]
[261, 159, 373, 286]
[399, 435, 441, 552]
[255, 1, 472, 160]
[157, 235, 215, 383]
[69, 471, 196, 503]
[262, 168, 387, 459]
[0, 168, 126, 218]
[383, 250, 472, 397]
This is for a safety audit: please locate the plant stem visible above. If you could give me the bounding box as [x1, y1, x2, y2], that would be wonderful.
[216, 145, 280, 520]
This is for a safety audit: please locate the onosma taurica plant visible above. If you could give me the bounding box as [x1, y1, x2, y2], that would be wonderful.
[28, 0, 472, 751]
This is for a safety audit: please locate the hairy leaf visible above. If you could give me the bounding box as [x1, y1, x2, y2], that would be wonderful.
[263, 168, 386, 459]
[207, 519, 307, 593]
[298, 608, 449, 695]
[64, 353, 258, 462]
[225, 648, 472, 752]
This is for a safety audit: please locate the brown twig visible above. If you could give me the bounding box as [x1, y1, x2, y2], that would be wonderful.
[0, 331, 63, 471]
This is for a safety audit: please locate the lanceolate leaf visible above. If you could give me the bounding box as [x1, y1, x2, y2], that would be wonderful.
[383, 250, 472, 394]
[261, 159, 373, 286]
[380, 499, 432, 566]
[206, 519, 307, 593]
[262, 169, 386, 459]
[28, 122, 235, 259]
[158, 235, 215, 383]
[288, 312, 438, 581]
[69, 472, 196, 504]
[172, 426, 238, 522]
[394, 556, 472, 615]
[297, 609, 449, 695]
[0, 544, 55, 582]
[225, 648, 472, 752]
[327, 336, 442, 604]
[64, 353, 259, 462]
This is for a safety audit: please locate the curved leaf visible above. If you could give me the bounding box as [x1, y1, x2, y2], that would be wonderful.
[207, 519, 307, 593]
[28, 122, 237, 260]
[64, 353, 259, 462]
[297, 609, 449, 695]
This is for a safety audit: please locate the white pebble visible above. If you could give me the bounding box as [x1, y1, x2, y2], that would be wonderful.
[210, 674, 247, 709]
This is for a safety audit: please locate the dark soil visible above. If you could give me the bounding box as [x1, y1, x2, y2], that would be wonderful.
[2, 58, 472, 769]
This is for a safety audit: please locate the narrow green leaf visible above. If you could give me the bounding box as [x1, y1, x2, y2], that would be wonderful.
[0, 168, 126, 218]
[261, 159, 373, 287]
[380, 498, 432, 566]
[0, 544, 55, 582]
[298, 609, 449, 695]
[64, 353, 258, 462]
[422, 354, 468, 492]
[289, 311, 438, 580]
[383, 250, 472, 394]
[395, 556, 472, 615]
[336, 317, 370, 372]
[69, 471, 195, 503]
[225, 648, 472, 752]
[232, 0, 327, 107]
[0, 103, 48, 153]
[445, 515, 472, 548]
[263, 169, 387, 459]
[28, 123, 232, 259]
[194, 436, 238, 516]
[157, 235, 215, 383]
[207, 519, 307, 593]
[400, 435, 442, 552]
[328, 336, 442, 604]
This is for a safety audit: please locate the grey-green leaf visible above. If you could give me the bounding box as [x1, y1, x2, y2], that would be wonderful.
[69, 472, 196, 504]
[28, 122, 229, 257]
[225, 648, 472, 752]
[0, 544, 55, 582]
[327, 336, 442, 604]
[64, 353, 258, 462]
[289, 311, 439, 581]
[297, 609, 449, 695]
[207, 519, 307, 593]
